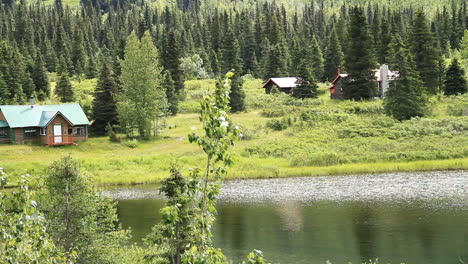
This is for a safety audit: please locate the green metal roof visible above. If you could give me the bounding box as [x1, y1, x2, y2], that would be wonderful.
[0, 120, 8, 128]
[0, 104, 90, 128]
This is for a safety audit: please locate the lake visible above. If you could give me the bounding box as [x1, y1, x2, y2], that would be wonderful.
[103, 171, 468, 264]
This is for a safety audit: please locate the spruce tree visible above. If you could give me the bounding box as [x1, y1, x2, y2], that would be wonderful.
[91, 62, 118, 135]
[384, 35, 428, 121]
[410, 11, 442, 94]
[71, 26, 86, 76]
[161, 31, 183, 115]
[443, 58, 467, 95]
[220, 29, 245, 112]
[344, 7, 377, 100]
[459, 30, 468, 76]
[323, 28, 344, 81]
[85, 55, 98, 79]
[161, 31, 184, 99]
[308, 35, 324, 82]
[162, 70, 178, 115]
[0, 73, 9, 104]
[55, 72, 75, 103]
[210, 50, 219, 76]
[378, 18, 392, 63]
[264, 44, 287, 80]
[40, 156, 128, 263]
[32, 54, 50, 101]
[292, 60, 318, 99]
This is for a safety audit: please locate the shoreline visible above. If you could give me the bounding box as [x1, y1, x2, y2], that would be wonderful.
[3, 158, 467, 189]
[95, 158, 467, 187]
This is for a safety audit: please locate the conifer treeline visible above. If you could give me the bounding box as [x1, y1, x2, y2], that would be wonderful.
[0, 0, 467, 105]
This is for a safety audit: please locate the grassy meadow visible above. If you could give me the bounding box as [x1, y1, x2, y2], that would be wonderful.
[1, 78, 467, 186]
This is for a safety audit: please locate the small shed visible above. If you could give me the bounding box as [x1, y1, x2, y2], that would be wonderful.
[262, 77, 298, 94]
[328, 67, 348, 100]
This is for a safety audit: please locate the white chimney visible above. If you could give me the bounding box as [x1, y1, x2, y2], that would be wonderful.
[380, 64, 389, 98]
[29, 96, 35, 108]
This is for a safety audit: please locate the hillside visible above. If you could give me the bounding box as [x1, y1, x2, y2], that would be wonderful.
[2, 79, 467, 186]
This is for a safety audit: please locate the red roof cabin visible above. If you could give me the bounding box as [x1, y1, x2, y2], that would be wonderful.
[328, 65, 399, 100]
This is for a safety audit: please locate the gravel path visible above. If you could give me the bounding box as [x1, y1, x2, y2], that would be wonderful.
[103, 170, 468, 208]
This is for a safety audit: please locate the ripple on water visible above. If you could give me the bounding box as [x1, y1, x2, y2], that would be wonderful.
[102, 171, 468, 209]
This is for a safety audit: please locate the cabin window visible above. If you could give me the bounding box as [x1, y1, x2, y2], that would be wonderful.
[40, 127, 47, 135]
[68, 128, 73, 135]
[74, 127, 86, 136]
[0, 128, 8, 138]
[24, 128, 38, 138]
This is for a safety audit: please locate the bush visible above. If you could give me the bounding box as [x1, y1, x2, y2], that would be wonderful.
[446, 94, 468, 116]
[106, 123, 121, 142]
[122, 139, 138, 148]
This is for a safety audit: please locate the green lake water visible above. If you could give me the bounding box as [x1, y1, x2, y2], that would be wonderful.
[105, 172, 468, 264]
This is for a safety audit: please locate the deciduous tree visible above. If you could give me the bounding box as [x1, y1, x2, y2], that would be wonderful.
[118, 31, 168, 137]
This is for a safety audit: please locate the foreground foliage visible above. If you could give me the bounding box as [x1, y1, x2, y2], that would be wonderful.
[0, 169, 69, 263]
[145, 72, 270, 264]
[39, 156, 130, 263]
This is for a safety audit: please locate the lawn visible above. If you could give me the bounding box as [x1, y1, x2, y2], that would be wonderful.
[1, 78, 467, 186]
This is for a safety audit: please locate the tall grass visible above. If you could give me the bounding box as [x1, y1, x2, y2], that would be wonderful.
[1, 79, 466, 186]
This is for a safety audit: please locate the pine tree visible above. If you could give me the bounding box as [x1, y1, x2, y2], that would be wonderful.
[410, 11, 442, 94]
[292, 60, 318, 99]
[55, 72, 75, 103]
[91, 62, 118, 135]
[384, 35, 428, 121]
[323, 28, 344, 81]
[443, 58, 467, 96]
[344, 7, 377, 100]
[220, 29, 245, 112]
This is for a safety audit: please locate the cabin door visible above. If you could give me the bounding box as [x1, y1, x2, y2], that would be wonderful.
[53, 124, 62, 144]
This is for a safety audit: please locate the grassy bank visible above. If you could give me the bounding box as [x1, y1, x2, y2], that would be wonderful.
[1, 79, 467, 186]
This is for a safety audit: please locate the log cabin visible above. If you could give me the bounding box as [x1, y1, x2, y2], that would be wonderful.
[0, 98, 90, 146]
[328, 65, 399, 100]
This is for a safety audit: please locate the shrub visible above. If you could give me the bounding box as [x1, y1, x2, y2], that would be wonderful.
[261, 106, 291, 117]
[106, 123, 121, 142]
[289, 151, 349, 167]
[239, 126, 257, 140]
[266, 119, 289, 131]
